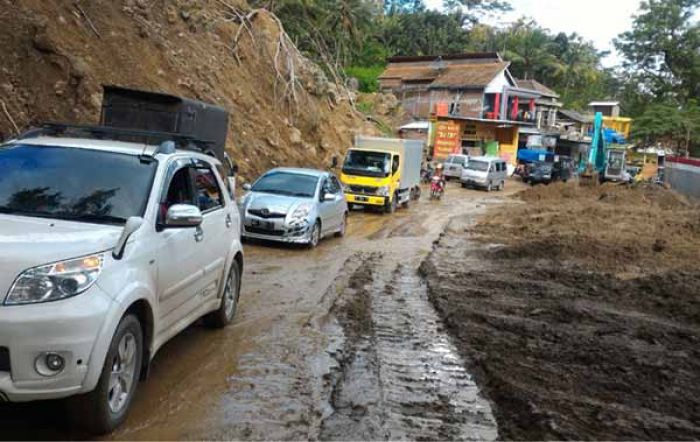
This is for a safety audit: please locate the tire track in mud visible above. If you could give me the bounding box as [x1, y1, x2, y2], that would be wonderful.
[321, 253, 498, 440]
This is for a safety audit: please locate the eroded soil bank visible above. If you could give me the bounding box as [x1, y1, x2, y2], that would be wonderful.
[423, 182, 700, 440]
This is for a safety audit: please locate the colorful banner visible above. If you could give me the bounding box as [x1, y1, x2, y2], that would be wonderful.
[433, 120, 461, 160]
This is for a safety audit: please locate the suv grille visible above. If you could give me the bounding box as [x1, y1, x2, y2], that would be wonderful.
[348, 185, 378, 195]
[248, 209, 286, 219]
[0, 347, 10, 373]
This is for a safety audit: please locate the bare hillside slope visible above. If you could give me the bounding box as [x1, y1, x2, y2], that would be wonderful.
[0, 0, 377, 179]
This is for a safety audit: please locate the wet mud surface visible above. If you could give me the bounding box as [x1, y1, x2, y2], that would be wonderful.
[0, 182, 520, 440]
[423, 183, 700, 440]
[321, 256, 496, 440]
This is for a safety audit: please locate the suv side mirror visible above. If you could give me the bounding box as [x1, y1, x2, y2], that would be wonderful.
[165, 204, 203, 228]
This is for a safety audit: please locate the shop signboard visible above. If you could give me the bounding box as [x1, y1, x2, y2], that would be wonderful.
[433, 120, 461, 160]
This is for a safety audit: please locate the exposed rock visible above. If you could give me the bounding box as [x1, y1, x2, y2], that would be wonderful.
[289, 127, 302, 145]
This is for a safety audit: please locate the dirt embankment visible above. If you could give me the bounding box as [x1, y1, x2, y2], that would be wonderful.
[423, 182, 700, 440]
[0, 0, 379, 180]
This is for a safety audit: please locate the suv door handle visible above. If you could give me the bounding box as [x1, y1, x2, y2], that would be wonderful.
[225, 213, 232, 228]
[194, 226, 204, 242]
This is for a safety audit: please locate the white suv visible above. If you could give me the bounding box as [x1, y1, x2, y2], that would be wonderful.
[0, 134, 243, 433]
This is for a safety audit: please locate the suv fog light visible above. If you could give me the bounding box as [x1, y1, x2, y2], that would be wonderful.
[35, 352, 65, 377]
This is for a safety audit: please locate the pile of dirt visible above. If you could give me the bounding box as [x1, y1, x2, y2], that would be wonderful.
[0, 0, 379, 180]
[473, 182, 700, 274]
[423, 183, 700, 440]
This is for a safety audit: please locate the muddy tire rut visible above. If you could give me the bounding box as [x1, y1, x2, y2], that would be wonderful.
[321, 253, 497, 440]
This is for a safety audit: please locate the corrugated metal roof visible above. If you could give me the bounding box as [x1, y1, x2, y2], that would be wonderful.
[387, 53, 501, 63]
[378, 65, 438, 81]
[399, 120, 430, 130]
[558, 109, 593, 123]
[429, 62, 509, 89]
[515, 79, 559, 98]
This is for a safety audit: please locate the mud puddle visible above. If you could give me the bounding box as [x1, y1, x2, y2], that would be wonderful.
[321, 253, 497, 440]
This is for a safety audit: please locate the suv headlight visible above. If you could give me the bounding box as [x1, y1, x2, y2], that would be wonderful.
[377, 186, 390, 196]
[5, 254, 104, 305]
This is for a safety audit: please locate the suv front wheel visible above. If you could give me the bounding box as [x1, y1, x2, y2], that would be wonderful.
[71, 314, 143, 434]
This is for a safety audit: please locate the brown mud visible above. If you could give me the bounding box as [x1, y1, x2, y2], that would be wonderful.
[423, 182, 700, 440]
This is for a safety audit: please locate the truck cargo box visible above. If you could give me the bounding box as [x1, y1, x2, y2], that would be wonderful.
[354, 136, 423, 190]
[100, 86, 229, 160]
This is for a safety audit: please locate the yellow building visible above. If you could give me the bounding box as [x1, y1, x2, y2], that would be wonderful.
[602, 116, 632, 139]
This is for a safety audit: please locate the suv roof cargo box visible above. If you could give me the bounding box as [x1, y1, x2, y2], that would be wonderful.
[100, 86, 229, 161]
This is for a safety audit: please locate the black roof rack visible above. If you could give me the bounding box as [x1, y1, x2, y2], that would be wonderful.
[15, 123, 219, 157]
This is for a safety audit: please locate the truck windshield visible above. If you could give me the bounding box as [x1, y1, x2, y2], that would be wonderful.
[252, 171, 319, 198]
[342, 150, 391, 178]
[467, 161, 489, 172]
[0, 144, 156, 225]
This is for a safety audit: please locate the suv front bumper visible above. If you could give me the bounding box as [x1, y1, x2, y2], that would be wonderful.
[0, 285, 116, 402]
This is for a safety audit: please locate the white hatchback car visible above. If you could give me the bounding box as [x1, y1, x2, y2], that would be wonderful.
[0, 133, 243, 433]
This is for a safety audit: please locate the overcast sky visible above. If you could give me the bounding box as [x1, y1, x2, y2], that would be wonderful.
[424, 0, 644, 67]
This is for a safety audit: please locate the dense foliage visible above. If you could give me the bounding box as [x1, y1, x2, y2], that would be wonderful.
[256, 0, 699, 152]
[615, 0, 700, 154]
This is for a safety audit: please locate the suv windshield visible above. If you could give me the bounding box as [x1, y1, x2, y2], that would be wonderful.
[342, 150, 391, 178]
[467, 160, 489, 171]
[252, 171, 319, 198]
[0, 144, 157, 225]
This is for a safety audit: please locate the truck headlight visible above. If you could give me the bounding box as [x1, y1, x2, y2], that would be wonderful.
[377, 186, 390, 196]
[5, 254, 104, 305]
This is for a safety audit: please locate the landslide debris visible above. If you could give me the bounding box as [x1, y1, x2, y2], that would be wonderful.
[423, 182, 700, 440]
[0, 0, 378, 180]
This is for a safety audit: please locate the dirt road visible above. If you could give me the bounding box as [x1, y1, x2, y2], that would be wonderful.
[0, 181, 521, 440]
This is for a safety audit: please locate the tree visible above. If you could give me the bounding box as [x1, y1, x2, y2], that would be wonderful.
[615, 0, 700, 103]
[632, 100, 700, 154]
[499, 20, 562, 80]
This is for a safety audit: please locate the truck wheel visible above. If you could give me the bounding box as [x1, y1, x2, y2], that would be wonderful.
[385, 195, 397, 214]
[204, 260, 241, 328]
[70, 314, 143, 435]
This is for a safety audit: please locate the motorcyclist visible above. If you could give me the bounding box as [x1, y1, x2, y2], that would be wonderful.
[430, 163, 446, 197]
[432, 163, 445, 185]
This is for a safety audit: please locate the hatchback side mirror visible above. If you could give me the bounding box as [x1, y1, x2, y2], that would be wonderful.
[323, 192, 336, 202]
[165, 204, 203, 228]
[242, 183, 252, 191]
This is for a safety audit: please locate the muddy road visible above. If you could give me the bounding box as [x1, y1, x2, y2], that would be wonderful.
[0, 182, 522, 440]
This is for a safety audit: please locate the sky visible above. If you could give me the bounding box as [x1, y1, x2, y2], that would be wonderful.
[424, 0, 643, 67]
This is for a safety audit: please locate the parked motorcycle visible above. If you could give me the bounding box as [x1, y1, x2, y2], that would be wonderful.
[430, 175, 445, 200]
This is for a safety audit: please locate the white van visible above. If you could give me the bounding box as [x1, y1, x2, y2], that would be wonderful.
[443, 154, 469, 180]
[460, 156, 507, 191]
